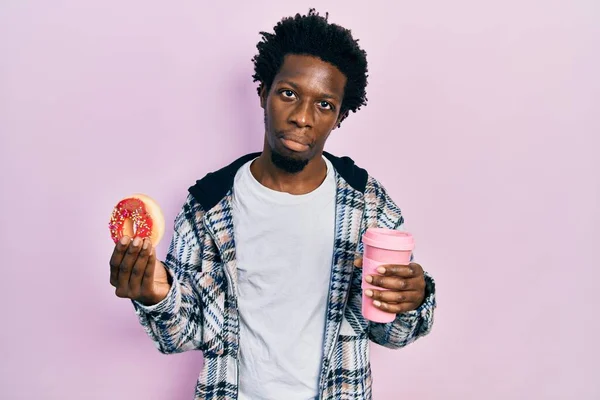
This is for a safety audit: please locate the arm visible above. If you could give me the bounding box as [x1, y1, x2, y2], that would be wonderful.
[131, 197, 206, 354]
[363, 179, 437, 349]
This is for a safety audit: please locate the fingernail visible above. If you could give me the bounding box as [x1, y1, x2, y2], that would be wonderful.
[365, 276, 373, 283]
[133, 237, 141, 247]
[365, 290, 373, 297]
[373, 300, 381, 307]
[120, 236, 129, 245]
[377, 267, 386, 274]
[143, 239, 149, 249]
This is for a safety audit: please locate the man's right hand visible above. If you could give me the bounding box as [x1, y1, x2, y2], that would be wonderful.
[109, 236, 171, 306]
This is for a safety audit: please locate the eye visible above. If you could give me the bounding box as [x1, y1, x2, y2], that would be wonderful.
[280, 90, 296, 99]
[318, 101, 333, 110]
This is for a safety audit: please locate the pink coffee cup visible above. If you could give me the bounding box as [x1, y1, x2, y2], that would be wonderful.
[361, 227, 415, 323]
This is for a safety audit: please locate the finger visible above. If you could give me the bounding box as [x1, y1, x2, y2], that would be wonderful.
[366, 275, 418, 291]
[109, 236, 131, 286]
[364, 289, 423, 304]
[373, 300, 420, 314]
[128, 238, 152, 299]
[116, 237, 143, 297]
[376, 263, 423, 278]
[140, 248, 157, 300]
[354, 255, 363, 268]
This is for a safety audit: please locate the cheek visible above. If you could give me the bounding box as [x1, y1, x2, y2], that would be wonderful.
[312, 130, 333, 150]
[322, 131, 333, 144]
[266, 98, 283, 123]
[317, 116, 338, 137]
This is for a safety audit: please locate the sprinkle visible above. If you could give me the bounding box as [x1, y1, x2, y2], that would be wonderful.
[108, 197, 154, 244]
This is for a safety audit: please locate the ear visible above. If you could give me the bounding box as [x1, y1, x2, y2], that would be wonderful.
[259, 84, 267, 109]
[333, 110, 349, 130]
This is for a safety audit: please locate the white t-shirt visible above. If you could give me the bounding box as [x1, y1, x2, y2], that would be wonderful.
[231, 156, 336, 400]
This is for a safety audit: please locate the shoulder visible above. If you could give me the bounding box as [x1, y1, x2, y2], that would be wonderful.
[323, 151, 369, 193]
[323, 151, 391, 197]
[187, 152, 261, 210]
[172, 193, 206, 235]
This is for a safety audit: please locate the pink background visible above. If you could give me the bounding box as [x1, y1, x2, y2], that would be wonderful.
[1, 1, 599, 399]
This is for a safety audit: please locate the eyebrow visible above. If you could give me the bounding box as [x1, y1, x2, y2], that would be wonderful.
[277, 80, 340, 101]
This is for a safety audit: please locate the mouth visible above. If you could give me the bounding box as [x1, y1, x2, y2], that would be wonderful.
[279, 135, 311, 153]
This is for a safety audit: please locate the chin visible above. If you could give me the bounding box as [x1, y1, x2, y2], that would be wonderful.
[271, 149, 310, 174]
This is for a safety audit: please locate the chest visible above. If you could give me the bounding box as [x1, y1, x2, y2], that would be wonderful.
[232, 199, 336, 293]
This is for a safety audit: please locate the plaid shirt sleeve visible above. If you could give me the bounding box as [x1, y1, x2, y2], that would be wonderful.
[130, 195, 206, 354]
[365, 177, 437, 349]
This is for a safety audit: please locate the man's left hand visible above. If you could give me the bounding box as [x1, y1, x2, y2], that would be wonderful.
[354, 256, 426, 314]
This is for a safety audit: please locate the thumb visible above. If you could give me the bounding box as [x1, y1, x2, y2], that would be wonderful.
[353, 253, 363, 268]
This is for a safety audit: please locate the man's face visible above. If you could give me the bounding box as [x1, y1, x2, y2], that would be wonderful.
[261, 54, 347, 173]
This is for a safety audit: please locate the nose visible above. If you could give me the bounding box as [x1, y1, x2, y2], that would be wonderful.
[288, 99, 313, 128]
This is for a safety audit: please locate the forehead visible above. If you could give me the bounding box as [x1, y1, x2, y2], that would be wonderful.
[273, 54, 347, 97]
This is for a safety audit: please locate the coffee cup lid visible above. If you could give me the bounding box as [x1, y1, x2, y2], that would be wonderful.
[362, 228, 414, 251]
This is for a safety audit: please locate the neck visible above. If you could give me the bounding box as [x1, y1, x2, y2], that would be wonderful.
[251, 147, 327, 195]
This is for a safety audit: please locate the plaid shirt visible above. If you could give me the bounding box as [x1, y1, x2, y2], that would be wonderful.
[132, 153, 436, 399]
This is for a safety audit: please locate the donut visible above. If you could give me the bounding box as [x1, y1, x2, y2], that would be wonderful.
[109, 193, 165, 247]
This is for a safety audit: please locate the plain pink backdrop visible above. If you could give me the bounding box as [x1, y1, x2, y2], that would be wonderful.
[1, 1, 598, 399]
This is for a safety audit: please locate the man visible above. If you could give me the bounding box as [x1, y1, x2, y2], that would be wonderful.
[109, 9, 436, 400]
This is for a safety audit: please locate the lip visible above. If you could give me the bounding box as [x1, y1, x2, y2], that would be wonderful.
[279, 137, 310, 152]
